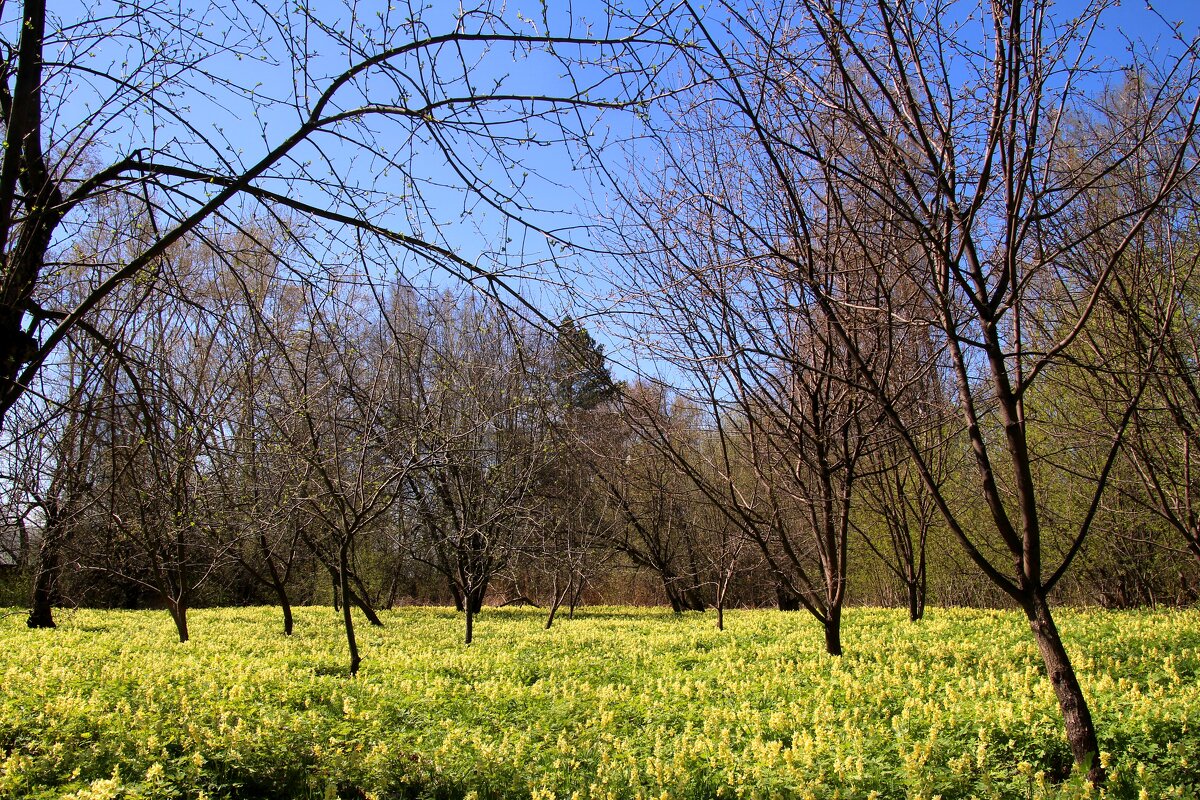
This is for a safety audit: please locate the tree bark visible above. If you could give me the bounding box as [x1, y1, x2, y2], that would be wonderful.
[1023, 593, 1103, 784]
[449, 579, 465, 612]
[167, 600, 189, 643]
[465, 580, 487, 615]
[262, 541, 294, 636]
[348, 586, 383, 627]
[823, 606, 842, 656]
[274, 580, 294, 637]
[545, 575, 569, 630]
[665, 583, 684, 613]
[907, 580, 924, 622]
[27, 532, 61, 629]
[340, 542, 361, 676]
[681, 585, 707, 612]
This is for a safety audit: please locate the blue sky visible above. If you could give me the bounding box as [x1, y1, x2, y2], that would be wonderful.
[24, 0, 1200, 372]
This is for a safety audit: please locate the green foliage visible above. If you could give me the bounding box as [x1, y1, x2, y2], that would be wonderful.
[551, 318, 617, 413]
[1, 607, 1198, 799]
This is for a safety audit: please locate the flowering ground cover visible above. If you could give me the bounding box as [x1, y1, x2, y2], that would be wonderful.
[0, 606, 1197, 799]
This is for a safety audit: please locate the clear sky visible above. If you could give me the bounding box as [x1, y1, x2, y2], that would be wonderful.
[27, 0, 1200, 368]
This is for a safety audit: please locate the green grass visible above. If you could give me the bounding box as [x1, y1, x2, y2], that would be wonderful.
[0, 605, 1197, 799]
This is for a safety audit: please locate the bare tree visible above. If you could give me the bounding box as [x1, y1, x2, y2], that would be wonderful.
[603, 386, 713, 613]
[0, 0, 671, 432]
[405, 295, 560, 644]
[200, 228, 313, 635]
[269, 283, 424, 675]
[1059, 80, 1200, 576]
[615, 0, 1200, 781]
[69, 246, 240, 643]
[855, 409, 954, 622]
[6, 348, 106, 628]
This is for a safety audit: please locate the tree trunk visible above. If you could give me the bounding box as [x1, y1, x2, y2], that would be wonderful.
[348, 586, 384, 627]
[340, 542, 361, 676]
[907, 580, 924, 622]
[263, 544, 294, 636]
[168, 601, 189, 643]
[776, 583, 802, 612]
[1024, 593, 1103, 784]
[466, 582, 486, 615]
[449, 579, 465, 612]
[464, 605, 474, 645]
[717, 601, 724, 631]
[666, 589, 683, 613]
[545, 575, 567, 630]
[568, 578, 585, 618]
[27, 533, 62, 629]
[275, 582, 294, 636]
[823, 606, 842, 656]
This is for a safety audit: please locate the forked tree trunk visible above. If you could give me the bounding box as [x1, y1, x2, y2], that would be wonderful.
[1023, 592, 1103, 783]
[466, 581, 487, 615]
[545, 575, 571, 630]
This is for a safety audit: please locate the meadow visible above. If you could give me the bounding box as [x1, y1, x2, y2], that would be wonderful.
[0, 606, 1197, 799]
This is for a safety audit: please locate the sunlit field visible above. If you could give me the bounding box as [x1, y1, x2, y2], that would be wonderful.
[1, 606, 1197, 799]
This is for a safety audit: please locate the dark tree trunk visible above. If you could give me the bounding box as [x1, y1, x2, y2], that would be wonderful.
[775, 584, 802, 612]
[1023, 592, 1102, 783]
[385, 567, 400, 610]
[716, 602, 724, 631]
[568, 578, 585, 618]
[347, 587, 383, 627]
[167, 600, 189, 643]
[27, 532, 62, 629]
[664, 582, 684, 613]
[545, 575, 568, 630]
[263, 541, 294, 636]
[907, 580, 924, 622]
[464, 604, 474, 645]
[823, 606, 842, 656]
[465, 581, 486, 615]
[340, 542, 361, 676]
[274, 581, 294, 636]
